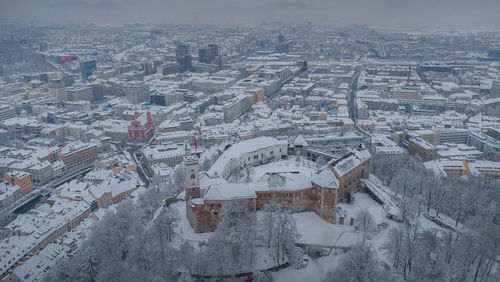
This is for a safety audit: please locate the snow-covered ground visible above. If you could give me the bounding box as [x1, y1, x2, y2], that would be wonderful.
[338, 191, 386, 223]
[170, 201, 212, 248]
[273, 250, 347, 282]
[275, 187, 454, 281]
[248, 156, 317, 183]
[172, 184, 453, 280]
[294, 212, 352, 246]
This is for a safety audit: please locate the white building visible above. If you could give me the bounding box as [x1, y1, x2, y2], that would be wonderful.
[207, 136, 288, 179]
[124, 81, 150, 105]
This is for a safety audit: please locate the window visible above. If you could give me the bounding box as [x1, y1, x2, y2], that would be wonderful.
[214, 212, 218, 216]
[270, 151, 274, 155]
[253, 155, 258, 160]
[191, 173, 195, 179]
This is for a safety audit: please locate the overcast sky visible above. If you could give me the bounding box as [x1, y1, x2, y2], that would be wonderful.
[1, 0, 499, 30]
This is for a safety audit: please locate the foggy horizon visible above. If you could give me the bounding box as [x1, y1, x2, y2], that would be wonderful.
[1, 0, 500, 30]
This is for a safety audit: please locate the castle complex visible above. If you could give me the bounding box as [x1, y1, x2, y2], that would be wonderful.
[184, 137, 371, 233]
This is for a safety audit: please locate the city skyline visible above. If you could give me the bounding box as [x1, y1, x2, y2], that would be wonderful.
[0, 0, 499, 29]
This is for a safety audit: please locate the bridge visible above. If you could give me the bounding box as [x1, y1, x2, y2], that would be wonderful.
[361, 178, 402, 222]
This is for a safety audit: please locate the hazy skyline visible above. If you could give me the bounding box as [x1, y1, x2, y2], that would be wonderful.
[1, 0, 500, 30]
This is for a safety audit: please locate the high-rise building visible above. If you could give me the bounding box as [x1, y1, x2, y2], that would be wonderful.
[184, 54, 193, 72]
[90, 83, 104, 102]
[208, 44, 218, 61]
[81, 60, 97, 80]
[198, 48, 211, 64]
[176, 44, 189, 58]
[176, 44, 193, 72]
[124, 81, 150, 105]
[278, 34, 285, 43]
[48, 78, 68, 101]
[142, 62, 155, 76]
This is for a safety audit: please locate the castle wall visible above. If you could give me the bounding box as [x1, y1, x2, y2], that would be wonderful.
[255, 187, 317, 212]
[189, 198, 257, 232]
[335, 158, 371, 201]
[186, 150, 371, 233]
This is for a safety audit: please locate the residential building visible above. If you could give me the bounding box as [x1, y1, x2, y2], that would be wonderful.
[4, 171, 33, 195]
[57, 141, 102, 172]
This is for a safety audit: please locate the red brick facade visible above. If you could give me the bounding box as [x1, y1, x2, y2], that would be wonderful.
[334, 158, 371, 200]
[4, 171, 33, 195]
[187, 198, 257, 233]
[186, 153, 371, 233]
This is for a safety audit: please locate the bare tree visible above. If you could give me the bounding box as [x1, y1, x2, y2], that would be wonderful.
[323, 243, 382, 282]
[81, 247, 99, 282]
[355, 209, 375, 246]
[260, 201, 281, 248]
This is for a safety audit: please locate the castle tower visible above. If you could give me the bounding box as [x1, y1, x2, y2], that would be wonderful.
[184, 156, 200, 203]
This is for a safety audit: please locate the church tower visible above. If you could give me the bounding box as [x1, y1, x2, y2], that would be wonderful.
[184, 156, 200, 203]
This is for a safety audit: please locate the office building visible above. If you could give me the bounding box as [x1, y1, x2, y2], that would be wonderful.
[176, 44, 193, 73]
[81, 60, 97, 80]
[209, 44, 218, 62]
[124, 81, 150, 105]
[48, 78, 68, 101]
[223, 94, 251, 123]
[67, 86, 93, 102]
[198, 48, 211, 64]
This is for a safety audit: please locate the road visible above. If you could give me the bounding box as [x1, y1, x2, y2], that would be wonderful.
[0, 165, 95, 228]
[128, 148, 150, 186]
[0, 191, 41, 226]
[347, 70, 360, 124]
[347, 70, 373, 140]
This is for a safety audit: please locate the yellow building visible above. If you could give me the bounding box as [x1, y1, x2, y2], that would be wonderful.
[246, 87, 265, 104]
[408, 138, 438, 162]
[468, 161, 500, 178]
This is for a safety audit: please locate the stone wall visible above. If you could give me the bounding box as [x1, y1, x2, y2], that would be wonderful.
[188, 157, 371, 232]
[189, 198, 257, 232]
[255, 188, 317, 212]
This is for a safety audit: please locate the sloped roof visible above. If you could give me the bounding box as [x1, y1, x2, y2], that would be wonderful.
[312, 167, 339, 188]
[294, 135, 308, 147]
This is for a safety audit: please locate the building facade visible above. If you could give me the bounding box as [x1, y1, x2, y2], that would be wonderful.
[128, 112, 154, 140]
[4, 171, 33, 195]
[184, 138, 371, 233]
[124, 81, 150, 105]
